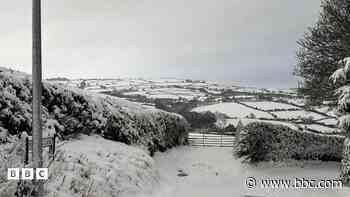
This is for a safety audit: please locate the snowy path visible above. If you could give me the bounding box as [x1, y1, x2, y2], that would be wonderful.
[148, 146, 350, 197]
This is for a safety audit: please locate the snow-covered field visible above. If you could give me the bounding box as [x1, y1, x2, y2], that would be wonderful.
[48, 78, 296, 102]
[193, 100, 339, 134]
[192, 102, 274, 119]
[226, 118, 300, 131]
[48, 77, 340, 140]
[149, 146, 350, 197]
[317, 118, 338, 125]
[76, 78, 338, 135]
[298, 124, 336, 133]
[123, 88, 205, 100]
[272, 110, 325, 120]
[243, 101, 299, 110]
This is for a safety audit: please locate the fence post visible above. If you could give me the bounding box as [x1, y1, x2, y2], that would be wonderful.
[52, 134, 56, 160]
[25, 137, 29, 165]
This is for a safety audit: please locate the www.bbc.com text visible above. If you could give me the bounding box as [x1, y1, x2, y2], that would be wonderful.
[246, 177, 343, 190]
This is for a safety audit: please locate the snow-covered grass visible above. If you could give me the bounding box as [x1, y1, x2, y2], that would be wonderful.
[316, 106, 338, 117]
[299, 124, 338, 133]
[150, 146, 350, 197]
[226, 118, 300, 130]
[283, 98, 306, 106]
[243, 101, 299, 110]
[192, 102, 274, 119]
[316, 118, 338, 125]
[226, 118, 340, 135]
[272, 110, 325, 120]
[122, 88, 205, 100]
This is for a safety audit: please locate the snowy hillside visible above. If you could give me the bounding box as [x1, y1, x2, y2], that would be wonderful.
[193, 102, 275, 119]
[47, 76, 340, 135]
[44, 74, 344, 140]
[193, 100, 339, 135]
[48, 78, 297, 105]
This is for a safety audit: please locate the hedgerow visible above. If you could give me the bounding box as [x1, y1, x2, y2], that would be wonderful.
[234, 122, 344, 163]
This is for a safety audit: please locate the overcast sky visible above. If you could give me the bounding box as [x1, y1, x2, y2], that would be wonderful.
[0, 0, 321, 88]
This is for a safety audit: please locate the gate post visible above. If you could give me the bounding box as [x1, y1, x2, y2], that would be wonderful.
[52, 134, 56, 160]
[25, 137, 29, 165]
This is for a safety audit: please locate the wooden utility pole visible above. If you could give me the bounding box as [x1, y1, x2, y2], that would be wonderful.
[32, 0, 43, 196]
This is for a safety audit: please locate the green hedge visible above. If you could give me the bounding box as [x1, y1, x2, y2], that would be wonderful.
[234, 122, 344, 163]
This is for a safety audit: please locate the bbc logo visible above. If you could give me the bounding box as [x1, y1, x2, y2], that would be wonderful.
[7, 168, 48, 180]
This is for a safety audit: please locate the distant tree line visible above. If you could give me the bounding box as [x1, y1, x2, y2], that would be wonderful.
[155, 99, 217, 128]
[46, 77, 70, 81]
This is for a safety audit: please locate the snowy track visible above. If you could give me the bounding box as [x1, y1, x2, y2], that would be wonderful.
[147, 146, 350, 197]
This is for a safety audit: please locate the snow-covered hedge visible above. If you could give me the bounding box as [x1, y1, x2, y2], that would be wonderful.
[1, 135, 160, 197]
[234, 122, 344, 163]
[46, 135, 159, 197]
[0, 67, 188, 154]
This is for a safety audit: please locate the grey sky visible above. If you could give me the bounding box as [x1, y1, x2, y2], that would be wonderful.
[0, 0, 321, 88]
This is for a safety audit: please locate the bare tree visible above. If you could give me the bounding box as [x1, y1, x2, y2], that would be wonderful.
[32, 0, 43, 196]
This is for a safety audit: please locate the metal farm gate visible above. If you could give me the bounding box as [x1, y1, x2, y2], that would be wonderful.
[188, 130, 235, 147]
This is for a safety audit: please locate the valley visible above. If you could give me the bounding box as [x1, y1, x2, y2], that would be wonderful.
[49, 78, 339, 135]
